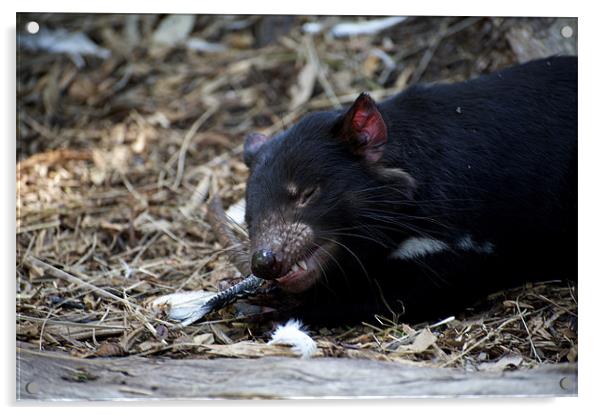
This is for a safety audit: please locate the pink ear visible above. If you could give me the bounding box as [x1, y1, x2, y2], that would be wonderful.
[339, 93, 387, 163]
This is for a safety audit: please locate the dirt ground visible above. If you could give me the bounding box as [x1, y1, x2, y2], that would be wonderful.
[17, 14, 577, 370]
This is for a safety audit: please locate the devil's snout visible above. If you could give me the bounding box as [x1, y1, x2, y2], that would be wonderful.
[251, 248, 282, 279]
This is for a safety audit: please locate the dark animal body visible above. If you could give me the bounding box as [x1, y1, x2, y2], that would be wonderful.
[243, 56, 577, 324]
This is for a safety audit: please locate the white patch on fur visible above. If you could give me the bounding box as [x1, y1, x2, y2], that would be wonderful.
[268, 319, 317, 359]
[390, 235, 495, 261]
[389, 237, 449, 260]
[456, 235, 494, 254]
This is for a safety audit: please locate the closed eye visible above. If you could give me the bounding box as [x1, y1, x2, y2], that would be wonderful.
[298, 186, 318, 207]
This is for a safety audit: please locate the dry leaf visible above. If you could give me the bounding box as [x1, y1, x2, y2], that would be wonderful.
[137, 341, 163, 353]
[394, 328, 437, 354]
[225, 33, 254, 49]
[193, 333, 215, 345]
[362, 54, 381, 77]
[152, 15, 195, 48]
[95, 342, 124, 357]
[567, 344, 578, 362]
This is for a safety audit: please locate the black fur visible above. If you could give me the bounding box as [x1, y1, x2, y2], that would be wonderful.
[244, 56, 577, 324]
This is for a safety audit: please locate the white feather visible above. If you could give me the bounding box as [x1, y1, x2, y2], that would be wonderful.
[150, 291, 215, 321]
[268, 319, 317, 359]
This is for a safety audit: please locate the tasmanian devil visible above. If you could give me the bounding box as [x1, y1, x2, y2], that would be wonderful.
[242, 56, 577, 324]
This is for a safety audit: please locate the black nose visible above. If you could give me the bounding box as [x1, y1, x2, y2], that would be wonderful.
[251, 249, 281, 279]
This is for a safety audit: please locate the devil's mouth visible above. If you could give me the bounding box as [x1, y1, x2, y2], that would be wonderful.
[276, 245, 331, 294]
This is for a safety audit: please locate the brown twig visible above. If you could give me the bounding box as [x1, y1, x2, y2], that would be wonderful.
[171, 105, 219, 190]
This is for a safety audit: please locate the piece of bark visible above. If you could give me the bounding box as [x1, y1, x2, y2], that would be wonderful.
[17, 346, 577, 400]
